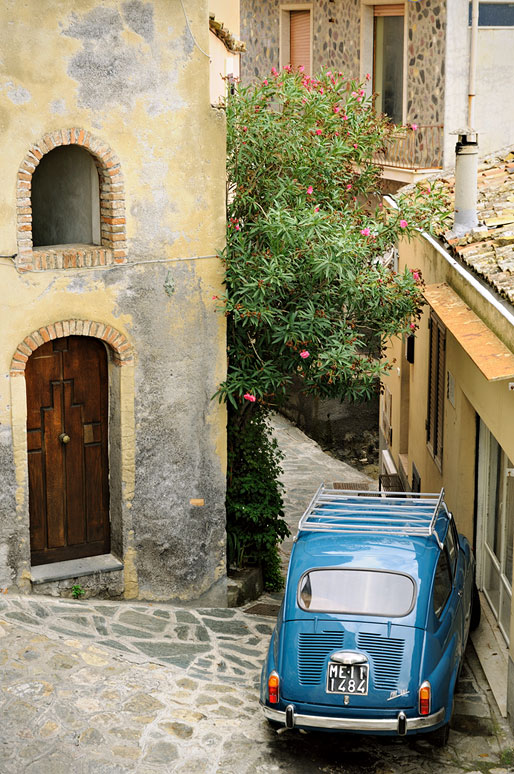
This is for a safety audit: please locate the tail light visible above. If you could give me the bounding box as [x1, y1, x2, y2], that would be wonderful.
[419, 681, 431, 715]
[268, 671, 280, 704]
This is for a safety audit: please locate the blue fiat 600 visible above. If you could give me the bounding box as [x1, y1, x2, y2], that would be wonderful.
[260, 486, 480, 746]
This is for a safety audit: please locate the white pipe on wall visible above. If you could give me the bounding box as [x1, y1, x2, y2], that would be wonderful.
[468, 0, 479, 129]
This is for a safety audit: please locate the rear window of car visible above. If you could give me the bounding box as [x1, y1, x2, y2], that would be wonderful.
[298, 569, 416, 617]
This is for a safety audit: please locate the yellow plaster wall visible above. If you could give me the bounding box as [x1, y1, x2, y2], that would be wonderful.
[382, 232, 514, 544]
[0, 0, 228, 601]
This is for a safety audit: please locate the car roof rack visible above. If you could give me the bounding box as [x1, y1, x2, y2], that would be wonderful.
[297, 484, 446, 546]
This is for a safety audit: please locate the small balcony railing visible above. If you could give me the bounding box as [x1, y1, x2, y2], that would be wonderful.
[373, 125, 444, 171]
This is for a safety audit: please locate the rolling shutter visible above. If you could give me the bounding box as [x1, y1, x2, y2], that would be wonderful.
[374, 4, 405, 16]
[290, 10, 311, 75]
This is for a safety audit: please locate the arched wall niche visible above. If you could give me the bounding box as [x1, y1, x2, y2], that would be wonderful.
[16, 129, 127, 272]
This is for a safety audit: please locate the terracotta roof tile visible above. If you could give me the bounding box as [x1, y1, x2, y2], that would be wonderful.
[438, 147, 514, 304]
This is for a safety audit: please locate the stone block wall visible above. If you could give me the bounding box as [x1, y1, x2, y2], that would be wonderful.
[240, 0, 361, 84]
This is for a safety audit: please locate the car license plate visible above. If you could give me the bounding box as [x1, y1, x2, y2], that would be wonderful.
[326, 662, 369, 695]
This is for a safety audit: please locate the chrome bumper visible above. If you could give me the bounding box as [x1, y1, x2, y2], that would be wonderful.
[261, 703, 445, 734]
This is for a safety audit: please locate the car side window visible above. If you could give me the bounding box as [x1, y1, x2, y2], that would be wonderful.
[433, 548, 453, 617]
[445, 518, 458, 575]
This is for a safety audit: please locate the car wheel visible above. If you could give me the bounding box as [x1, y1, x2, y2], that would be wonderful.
[428, 723, 450, 747]
[470, 582, 481, 631]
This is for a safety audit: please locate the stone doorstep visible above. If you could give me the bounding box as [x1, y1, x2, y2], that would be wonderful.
[30, 553, 124, 584]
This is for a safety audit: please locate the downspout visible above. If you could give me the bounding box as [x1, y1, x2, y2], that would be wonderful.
[468, 0, 479, 129]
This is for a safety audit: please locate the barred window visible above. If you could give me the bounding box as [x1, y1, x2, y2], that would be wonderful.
[426, 311, 446, 468]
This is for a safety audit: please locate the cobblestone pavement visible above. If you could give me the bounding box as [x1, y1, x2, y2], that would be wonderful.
[1, 414, 513, 773]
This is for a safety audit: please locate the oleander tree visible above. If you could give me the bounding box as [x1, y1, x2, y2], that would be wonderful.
[217, 67, 449, 589]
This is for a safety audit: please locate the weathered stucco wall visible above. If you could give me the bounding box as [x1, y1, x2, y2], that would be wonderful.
[381, 233, 514, 547]
[0, 0, 228, 603]
[240, 0, 361, 85]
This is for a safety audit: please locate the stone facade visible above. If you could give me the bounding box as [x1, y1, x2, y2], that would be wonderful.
[406, 0, 446, 126]
[0, 0, 230, 604]
[240, 0, 445, 130]
[240, 0, 361, 85]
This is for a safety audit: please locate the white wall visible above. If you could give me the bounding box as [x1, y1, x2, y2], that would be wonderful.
[445, 0, 514, 165]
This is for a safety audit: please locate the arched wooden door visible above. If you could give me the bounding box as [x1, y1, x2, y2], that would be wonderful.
[26, 336, 110, 565]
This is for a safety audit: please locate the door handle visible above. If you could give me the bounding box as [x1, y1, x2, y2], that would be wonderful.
[59, 433, 71, 444]
[458, 589, 463, 598]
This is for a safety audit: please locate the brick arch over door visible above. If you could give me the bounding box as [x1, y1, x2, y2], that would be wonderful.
[10, 320, 134, 377]
[16, 128, 127, 272]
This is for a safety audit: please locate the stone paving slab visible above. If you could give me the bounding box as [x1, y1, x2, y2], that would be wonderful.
[1, 414, 514, 771]
[1, 595, 513, 773]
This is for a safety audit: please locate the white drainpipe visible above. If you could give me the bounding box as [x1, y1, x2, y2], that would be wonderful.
[468, 0, 479, 129]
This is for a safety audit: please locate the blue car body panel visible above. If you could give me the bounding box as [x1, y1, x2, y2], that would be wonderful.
[260, 487, 474, 738]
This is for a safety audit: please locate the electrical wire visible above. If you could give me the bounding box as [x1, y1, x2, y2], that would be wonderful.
[179, 0, 211, 59]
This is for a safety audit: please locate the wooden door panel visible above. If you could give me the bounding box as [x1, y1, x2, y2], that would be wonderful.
[28, 452, 45, 551]
[63, 337, 106, 424]
[43, 381, 66, 549]
[85, 444, 106, 542]
[64, 383, 86, 547]
[26, 343, 61, 431]
[27, 336, 110, 565]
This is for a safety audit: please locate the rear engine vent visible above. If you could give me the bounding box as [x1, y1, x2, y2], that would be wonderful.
[356, 633, 405, 690]
[298, 631, 345, 685]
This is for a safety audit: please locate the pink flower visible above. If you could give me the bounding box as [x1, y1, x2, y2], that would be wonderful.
[263, 79, 268, 85]
[299, 65, 305, 73]
[306, 185, 313, 195]
[346, 184, 352, 190]
[359, 89, 365, 96]
[242, 126, 247, 132]
[365, 73, 371, 81]
[315, 129, 322, 135]
[334, 131, 339, 136]
[235, 224, 241, 231]
[314, 206, 319, 212]
[353, 143, 358, 148]
[351, 91, 357, 97]
[400, 219, 408, 229]
[243, 393, 256, 402]
[326, 71, 332, 77]
[361, 228, 370, 236]
[411, 123, 418, 131]
[319, 88, 324, 95]
[409, 323, 416, 330]
[342, 114, 348, 121]
[212, 295, 218, 300]
[271, 66, 278, 76]
[333, 105, 340, 113]
[299, 350, 310, 359]
[412, 271, 420, 280]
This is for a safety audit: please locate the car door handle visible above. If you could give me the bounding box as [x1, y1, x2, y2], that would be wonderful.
[458, 589, 463, 598]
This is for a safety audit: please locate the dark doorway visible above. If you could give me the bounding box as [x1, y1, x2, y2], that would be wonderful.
[26, 336, 110, 565]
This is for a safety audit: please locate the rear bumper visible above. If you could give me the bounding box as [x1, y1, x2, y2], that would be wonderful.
[261, 703, 445, 734]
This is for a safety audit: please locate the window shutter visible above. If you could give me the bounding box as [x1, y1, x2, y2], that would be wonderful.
[290, 10, 310, 75]
[426, 310, 446, 467]
[374, 4, 405, 16]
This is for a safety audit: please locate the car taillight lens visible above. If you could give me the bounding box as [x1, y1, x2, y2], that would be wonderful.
[268, 671, 279, 704]
[419, 681, 431, 715]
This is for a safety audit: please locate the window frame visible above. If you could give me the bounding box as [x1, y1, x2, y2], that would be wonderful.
[360, 1, 408, 125]
[279, 4, 313, 76]
[432, 545, 453, 618]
